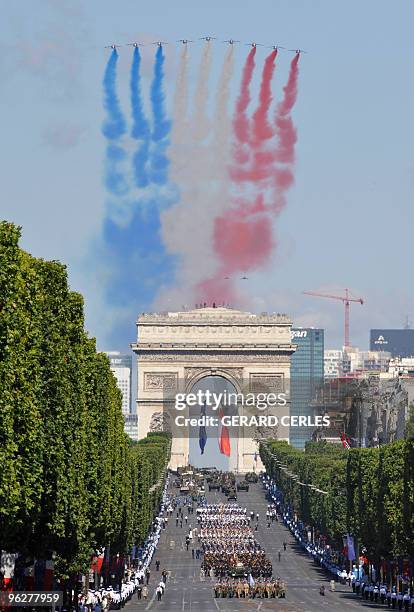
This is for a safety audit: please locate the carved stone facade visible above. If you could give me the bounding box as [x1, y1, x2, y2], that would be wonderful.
[144, 372, 178, 391]
[132, 306, 296, 472]
[249, 373, 285, 393]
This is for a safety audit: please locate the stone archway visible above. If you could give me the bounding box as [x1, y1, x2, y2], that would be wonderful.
[187, 375, 239, 472]
[131, 306, 296, 472]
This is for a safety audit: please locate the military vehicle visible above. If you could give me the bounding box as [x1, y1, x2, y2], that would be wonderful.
[237, 481, 249, 492]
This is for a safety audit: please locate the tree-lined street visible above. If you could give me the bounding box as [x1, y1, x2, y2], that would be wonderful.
[125, 478, 376, 612]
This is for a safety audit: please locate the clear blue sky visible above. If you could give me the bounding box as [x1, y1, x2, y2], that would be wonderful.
[1, 0, 413, 351]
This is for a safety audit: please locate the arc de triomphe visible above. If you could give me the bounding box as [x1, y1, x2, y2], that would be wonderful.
[131, 307, 296, 472]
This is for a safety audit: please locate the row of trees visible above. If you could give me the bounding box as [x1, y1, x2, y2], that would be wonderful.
[260, 439, 414, 564]
[0, 221, 170, 578]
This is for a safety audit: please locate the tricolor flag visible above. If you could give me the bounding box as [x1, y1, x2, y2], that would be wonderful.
[340, 432, 351, 449]
[218, 406, 231, 457]
[199, 401, 207, 454]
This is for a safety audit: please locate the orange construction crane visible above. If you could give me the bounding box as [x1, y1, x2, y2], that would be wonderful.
[303, 288, 364, 348]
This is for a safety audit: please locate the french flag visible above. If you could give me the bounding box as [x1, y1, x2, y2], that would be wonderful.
[218, 407, 231, 457]
[340, 432, 351, 449]
[199, 402, 207, 454]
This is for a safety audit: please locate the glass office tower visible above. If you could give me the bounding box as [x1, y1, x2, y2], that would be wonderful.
[290, 328, 324, 449]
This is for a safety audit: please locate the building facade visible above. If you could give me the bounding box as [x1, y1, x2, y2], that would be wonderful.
[290, 328, 324, 449]
[124, 414, 139, 441]
[370, 329, 414, 357]
[324, 349, 343, 379]
[342, 348, 391, 375]
[105, 352, 132, 416]
[132, 306, 296, 472]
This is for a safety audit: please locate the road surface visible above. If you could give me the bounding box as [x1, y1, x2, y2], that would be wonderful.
[125, 477, 381, 612]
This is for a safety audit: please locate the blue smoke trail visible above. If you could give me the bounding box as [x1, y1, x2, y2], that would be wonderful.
[102, 49, 128, 196]
[149, 45, 171, 184]
[130, 47, 150, 188]
[102, 206, 176, 345]
[99, 46, 177, 349]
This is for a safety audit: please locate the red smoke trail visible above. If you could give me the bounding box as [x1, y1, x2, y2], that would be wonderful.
[197, 199, 274, 303]
[231, 49, 278, 183]
[252, 49, 278, 144]
[271, 52, 300, 213]
[197, 53, 300, 306]
[197, 50, 275, 305]
[275, 52, 299, 163]
[233, 47, 257, 146]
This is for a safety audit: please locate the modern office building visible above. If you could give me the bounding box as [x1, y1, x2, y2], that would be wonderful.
[290, 328, 324, 449]
[124, 414, 139, 442]
[370, 329, 414, 358]
[105, 352, 132, 416]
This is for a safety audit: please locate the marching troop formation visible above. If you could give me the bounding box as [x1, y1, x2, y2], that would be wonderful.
[195, 502, 279, 593]
[213, 577, 286, 599]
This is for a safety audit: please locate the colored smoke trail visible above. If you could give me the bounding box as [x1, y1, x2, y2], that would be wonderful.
[97, 46, 177, 348]
[233, 47, 256, 146]
[103, 50, 126, 140]
[197, 48, 272, 305]
[213, 45, 234, 151]
[231, 49, 278, 183]
[149, 45, 171, 185]
[172, 46, 189, 131]
[252, 49, 278, 145]
[102, 49, 128, 197]
[274, 53, 300, 165]
[197, 51, 300, 305]
[272, 53, 300, 212]
[157, 46, 235, 309]
[130, 47, 150, 188]
[193, 41, 212, 141]
[220, 48, 274, 274]
[170, 45, 189, 183]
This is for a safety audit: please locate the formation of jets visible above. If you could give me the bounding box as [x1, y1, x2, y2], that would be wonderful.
[105, 38, 306, 53]
[223, 276, 249, 280]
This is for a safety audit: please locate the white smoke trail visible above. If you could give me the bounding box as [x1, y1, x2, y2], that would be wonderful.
[211, 46, 234, 196]
[156, 46, 234, 309]
[192, 41, 212, 142]
[171, 47, 189, 143]
[169, 46, 190, 189]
